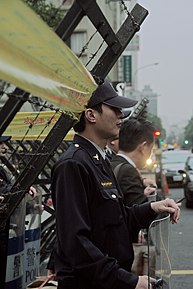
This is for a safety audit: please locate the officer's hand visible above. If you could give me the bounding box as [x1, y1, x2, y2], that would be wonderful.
[0, 144, 8, 157]
[47, 269, 56, 280]
[28, 186, 37, 199]
[151, 198, 180, 224]
[135, 276, 156, 289]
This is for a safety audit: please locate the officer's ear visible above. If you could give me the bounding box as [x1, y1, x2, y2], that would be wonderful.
[85, 108, 97, 123]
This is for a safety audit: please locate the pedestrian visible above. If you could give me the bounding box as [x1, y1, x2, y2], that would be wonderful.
[0, 135, 37, 286]
[110, 119, 158, 276]
[0, 135, 36, 197]
[51, 80, 180, 289]
[0, 135, 38, 231]
[0, 135, 12, 196]
[111, 118, 157, 207]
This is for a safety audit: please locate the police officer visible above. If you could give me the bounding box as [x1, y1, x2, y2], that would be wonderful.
[0, 135, 12, 196]
[51, 80, 180, 289]
[0, 135, 36, 197]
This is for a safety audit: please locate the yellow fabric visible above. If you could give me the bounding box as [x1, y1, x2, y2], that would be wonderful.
[4, 111, 75, 140]
[0, 0, 97, 113]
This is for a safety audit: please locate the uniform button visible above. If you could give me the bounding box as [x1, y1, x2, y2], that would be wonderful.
[111, 194, 117, 199]
[74, 144, 79, 147]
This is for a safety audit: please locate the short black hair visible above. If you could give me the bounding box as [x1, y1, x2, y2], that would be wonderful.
[73, 104, 103, 133]
[119, 118, 155, 152]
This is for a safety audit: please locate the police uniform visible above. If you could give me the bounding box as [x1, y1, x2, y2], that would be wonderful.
[51, 134, 157, 289]
[0, 135, 12, 195]
[0, 166, 11, 195]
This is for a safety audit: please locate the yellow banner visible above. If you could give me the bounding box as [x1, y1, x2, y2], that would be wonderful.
[0, 0, 97, 113]
[4, 111, 75, 141]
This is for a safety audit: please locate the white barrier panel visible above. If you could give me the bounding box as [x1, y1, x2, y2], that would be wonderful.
[23, 197, 42, 288]
[5, 234, 24, 289]
[23, 227, 41, 288]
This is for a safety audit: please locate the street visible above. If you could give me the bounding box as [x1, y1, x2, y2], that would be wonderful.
[168, 187, 193, 289]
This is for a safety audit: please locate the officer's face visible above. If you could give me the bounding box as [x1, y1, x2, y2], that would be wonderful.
[95, 104, 123, 139]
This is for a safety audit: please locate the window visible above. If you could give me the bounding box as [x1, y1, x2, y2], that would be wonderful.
[70, 31, 87, 56]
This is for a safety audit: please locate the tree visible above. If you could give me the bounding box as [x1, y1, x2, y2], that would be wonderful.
[183, 117, 193, 148]
[23, 0, 64, 29]
[147, 113, 166, 140]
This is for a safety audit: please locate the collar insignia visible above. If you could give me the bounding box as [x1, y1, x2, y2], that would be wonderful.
[93, 154, 99, 161]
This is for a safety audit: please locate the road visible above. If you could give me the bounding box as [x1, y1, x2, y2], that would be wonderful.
[168, 187, 193, 289]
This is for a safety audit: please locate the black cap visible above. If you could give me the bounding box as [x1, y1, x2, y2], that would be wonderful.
[0, 136, 11, 143]
[87, 80, 138, 109]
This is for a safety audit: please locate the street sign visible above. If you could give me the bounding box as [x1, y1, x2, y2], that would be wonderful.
[123, 55, 132, 85]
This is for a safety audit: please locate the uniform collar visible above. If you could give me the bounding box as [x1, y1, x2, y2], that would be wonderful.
[73, 134, 105, 164]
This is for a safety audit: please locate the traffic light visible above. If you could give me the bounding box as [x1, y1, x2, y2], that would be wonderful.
[160, 140, 164, 145]
[154, 130, 161, 137]
[154, 130, 161, 148]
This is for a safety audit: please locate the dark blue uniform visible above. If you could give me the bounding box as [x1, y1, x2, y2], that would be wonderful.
[51, 134, 156, 289]
[0, 166, 11, 195]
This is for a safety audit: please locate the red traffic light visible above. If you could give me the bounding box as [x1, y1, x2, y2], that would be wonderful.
[154, 130, 161, 137]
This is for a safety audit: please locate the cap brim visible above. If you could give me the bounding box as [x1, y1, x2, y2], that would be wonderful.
[104, 95, 138, 109]
[0, 136, 11, 142]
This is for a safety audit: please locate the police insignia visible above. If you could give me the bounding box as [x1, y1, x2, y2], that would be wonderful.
[101, 182, 112, 186]
[93, 154, 99, 161]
